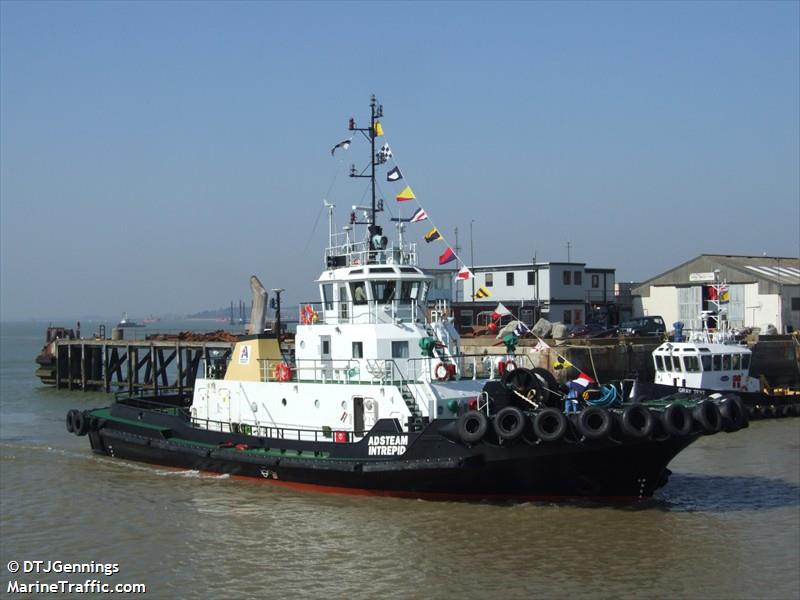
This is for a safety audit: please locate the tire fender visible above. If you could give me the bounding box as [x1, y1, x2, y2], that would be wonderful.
[457, 410, 488, 445]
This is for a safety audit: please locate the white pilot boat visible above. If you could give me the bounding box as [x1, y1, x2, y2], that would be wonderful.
[631, 285, 799, 418]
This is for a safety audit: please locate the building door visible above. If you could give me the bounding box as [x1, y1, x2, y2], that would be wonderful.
[679, 286, 702, 330]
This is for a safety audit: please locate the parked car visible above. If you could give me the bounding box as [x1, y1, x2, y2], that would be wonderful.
[619, 316, 666, 337]
[568, 323, 618, 338]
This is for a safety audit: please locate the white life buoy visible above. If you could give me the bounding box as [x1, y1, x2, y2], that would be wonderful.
[434, 362, 450, 381]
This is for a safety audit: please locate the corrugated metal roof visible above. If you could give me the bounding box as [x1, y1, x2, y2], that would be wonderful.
[632, 254, 800, 295]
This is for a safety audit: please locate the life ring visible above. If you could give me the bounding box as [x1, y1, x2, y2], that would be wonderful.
[273, 362, 292, 382]
[505, 360, 517, 372]
[434, 362, 450, 381]
[300, 305, 318, 325]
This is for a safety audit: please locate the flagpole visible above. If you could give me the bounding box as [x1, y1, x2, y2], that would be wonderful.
[470, 220, 475, 302]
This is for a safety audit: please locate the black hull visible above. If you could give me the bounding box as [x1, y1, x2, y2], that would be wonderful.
[81, 403, 702, 500]
[631, 381, 799, 419]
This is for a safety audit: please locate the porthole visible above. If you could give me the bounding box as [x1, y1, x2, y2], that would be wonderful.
[282, 398, 287, 406]
[299, 340, 306, 349]
[314, 399, 320, 408]
[341, 401, 347, 409]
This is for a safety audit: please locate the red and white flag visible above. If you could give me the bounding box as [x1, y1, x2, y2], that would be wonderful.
[573, 372, 595, 389]
[491, 302, 512, 321]
[456, 266, 474, 281]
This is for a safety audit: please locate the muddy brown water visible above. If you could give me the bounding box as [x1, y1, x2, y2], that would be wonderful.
[2, 322, 798, 599]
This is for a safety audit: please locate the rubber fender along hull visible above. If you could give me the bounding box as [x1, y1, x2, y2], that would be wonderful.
[86, 415, 699, 499]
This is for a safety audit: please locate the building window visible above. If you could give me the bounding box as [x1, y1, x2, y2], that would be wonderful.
[485, 273, 493, 287]
[322, 340, 330, 355]
[352, 342, 363, 359]
[563, 271, 571, 285]
[527, 271, 535, 285]
[563, 310, 572, 324]
[574, 309, 582, 325]
[506, 272, 514, 286]
[460, 310, 474, 328]
[391, 341, 409, 358]
[792, 297, 800, 311]
[592, 274, 599, 288]
[574, 271, 582, 286]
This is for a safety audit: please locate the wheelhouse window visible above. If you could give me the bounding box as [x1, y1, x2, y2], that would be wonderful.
[322, 284, 333, 310]
[485, 273, 493, 287]
[742, 354, 751, 370]
[722, 354, 732, 370]
[713, 355, 722, 371]
[399, 280, 421, 304]
[673, 356, 683, 372]
[506, 272, 514, 286]
[563, 271, 571, 285]
[370, 280, 396, 304]
[684, 355, 700, 372]
[731, 354, 741, 370]
[655, 355, 664, 371]
[664, 355, 673, 370]
[391, 341, 409, 358]
[352, 342, 363, 359]
[527, 271, 535, 285]
[701, 355, 712, 371]
[350, 281, 368, 305]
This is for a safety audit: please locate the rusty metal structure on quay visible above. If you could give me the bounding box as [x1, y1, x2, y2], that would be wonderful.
[36, 327, 239, 396]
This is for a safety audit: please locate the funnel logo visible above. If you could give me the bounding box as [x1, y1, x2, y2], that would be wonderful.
[239, 345, 250, 364]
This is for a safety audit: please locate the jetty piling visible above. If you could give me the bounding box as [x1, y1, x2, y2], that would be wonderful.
[47, 338, 234, 395]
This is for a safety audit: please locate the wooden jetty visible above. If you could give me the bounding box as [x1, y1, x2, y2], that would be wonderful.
[38, 337, 235, 396]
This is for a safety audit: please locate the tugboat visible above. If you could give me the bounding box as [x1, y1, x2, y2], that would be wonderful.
[66, 97, 747, 500]
[630, 283, 799, 419]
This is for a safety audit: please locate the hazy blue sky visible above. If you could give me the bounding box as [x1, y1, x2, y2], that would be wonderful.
[1, 1, 798, 321]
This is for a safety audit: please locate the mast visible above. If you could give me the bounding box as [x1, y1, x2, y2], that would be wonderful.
[349, 94, 384, 234]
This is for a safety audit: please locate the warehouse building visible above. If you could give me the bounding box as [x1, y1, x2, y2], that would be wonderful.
[632, 254, 800, 333]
